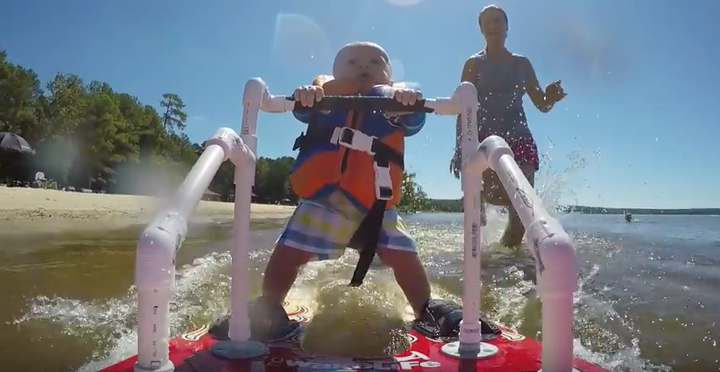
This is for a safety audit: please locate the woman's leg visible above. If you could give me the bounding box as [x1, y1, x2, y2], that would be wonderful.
[480, 195, 487, 226]
[478, 130, 510, 212]
[500, 163, 536, 247]
[500, 132, 539, 247]
[481, 169, 510, 206]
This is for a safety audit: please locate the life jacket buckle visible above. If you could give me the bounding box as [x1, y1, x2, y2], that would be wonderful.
[334, 127, 376, 156]
[373, 161, 393, 200]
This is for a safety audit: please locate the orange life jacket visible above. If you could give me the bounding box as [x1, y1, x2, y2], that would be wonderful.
[288, 75, 405, 210]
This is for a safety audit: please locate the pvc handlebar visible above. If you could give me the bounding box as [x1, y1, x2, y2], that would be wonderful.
[286, 96, 435, 113]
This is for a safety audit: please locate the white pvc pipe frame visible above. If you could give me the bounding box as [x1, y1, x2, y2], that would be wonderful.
[132, 78, 579, 372]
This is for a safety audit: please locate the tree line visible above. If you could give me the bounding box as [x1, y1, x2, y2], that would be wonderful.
[560, 206, 720, 216]
[8, 48, 706, 216]
[0, 49, 430, 212]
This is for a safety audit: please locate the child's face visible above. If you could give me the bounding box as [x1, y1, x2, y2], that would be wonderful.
[332, 43, 392, 88]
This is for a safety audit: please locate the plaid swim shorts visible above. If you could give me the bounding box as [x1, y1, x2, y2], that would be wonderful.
[275, 191, 417, 261]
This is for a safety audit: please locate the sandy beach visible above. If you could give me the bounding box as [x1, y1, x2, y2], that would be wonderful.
[0, 186, 295, 234]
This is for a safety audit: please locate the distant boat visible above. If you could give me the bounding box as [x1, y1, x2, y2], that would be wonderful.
[624, 211, 633, 222]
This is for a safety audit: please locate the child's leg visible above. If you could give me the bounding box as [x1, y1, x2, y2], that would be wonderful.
[262, 245, 313, 305]
[262, 197, 359, 304]
[372, 208, 431, 319]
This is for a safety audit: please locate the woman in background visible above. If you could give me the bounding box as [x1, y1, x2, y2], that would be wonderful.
[450, 4, 567, 247]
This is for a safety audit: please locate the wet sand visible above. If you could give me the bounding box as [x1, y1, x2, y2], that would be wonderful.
[0, 186, 294, 235]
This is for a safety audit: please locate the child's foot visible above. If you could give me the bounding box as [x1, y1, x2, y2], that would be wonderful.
[411, 299, 502, 338]
[252, 296, 300, 341]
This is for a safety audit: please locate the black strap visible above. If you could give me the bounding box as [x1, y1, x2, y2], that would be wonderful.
[293, 124, 403, 287]
[349, 196, 387, 287]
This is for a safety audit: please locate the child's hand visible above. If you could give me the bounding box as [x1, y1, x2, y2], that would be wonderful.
[394, 88, 422, 106]
[545, 80, 567, 104]
[385, 88, 422, 119]
[293, 85, 324, 108]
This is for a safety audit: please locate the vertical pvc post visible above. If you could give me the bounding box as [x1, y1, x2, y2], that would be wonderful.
[457, 82, 483, 347]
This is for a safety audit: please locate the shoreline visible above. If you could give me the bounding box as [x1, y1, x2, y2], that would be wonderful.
[0, 187, 294, 235]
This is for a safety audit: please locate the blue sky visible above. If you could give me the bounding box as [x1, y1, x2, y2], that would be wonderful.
[2, 0, 719, 209]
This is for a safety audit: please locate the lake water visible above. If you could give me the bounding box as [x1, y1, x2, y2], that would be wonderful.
[1, 211, 718, 372]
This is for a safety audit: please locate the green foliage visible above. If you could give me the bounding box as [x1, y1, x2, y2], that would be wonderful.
[559, 205, 720, 216]
[398, 171, 428, 213]
[160, 93, 187, 132]
[0, 49, 201, 190]
[253, 156, 296, 203]
[425, 198, 463, 212]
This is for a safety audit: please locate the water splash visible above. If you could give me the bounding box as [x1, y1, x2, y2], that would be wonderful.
[13, 151, 667, 372]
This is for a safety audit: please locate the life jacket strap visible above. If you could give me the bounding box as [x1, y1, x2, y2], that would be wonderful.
[333, 126, 376, 155]
[349, 198, 387, 287]
[332, 127, 394, 201]
[294, 126, 404, 167]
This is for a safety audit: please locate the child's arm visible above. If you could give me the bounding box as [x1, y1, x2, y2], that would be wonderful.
[378, 85, 426, 137]
[395, 112, 426, 137]
[292, 110, 315, 124]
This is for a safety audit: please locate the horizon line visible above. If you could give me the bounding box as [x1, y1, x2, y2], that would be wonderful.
[427, 199, 719, 211]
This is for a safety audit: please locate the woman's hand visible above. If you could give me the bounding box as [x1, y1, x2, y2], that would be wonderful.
[449, 147, 461, 179]
[523, 58, 565, 113]
[545, 80, 567, 104]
